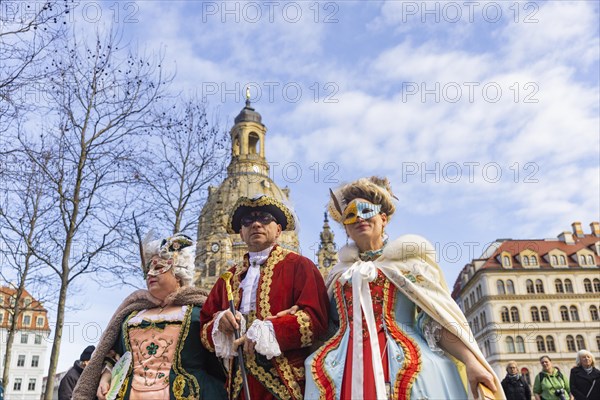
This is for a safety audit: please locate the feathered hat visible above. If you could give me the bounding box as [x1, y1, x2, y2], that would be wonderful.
[328, 176, 397, 224]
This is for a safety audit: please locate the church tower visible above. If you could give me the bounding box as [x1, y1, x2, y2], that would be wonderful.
[195, 96, 300, 289]
[316, 212, 338, 280]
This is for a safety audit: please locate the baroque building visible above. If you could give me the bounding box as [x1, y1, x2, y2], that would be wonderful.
[0, 287, 51, 400]
[195, 98, 299, 290]
[452, 222, 600, 385]
[316, 212, 338, 280]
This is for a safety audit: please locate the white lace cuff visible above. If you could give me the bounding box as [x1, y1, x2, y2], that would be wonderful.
[246, 319, 281, 360]
[211, 310, 246, 359]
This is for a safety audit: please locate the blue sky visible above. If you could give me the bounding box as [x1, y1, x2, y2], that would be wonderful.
[50, 0, 599, 372]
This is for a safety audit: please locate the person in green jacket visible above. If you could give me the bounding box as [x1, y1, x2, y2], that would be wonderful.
[533, 355, 570, 400]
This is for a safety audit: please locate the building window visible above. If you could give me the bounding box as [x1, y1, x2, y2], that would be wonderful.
[31, 355, 39, 367]
[516, 336, 525, 353]
[503, 256, 511, 266]
[24, 297, 32, 307]
[584, 279, 593, 293]
[470, 292, 475, 305]
[476, 285, 482, 300]
[580, 255, 587, 265]
[481, 311, 487, 327]
[531, 307, 540, 322]
[523, 256, 530, 266]
[594, 278, 600, 292]
[596, 335, 600, 351]
[535, 279, 545, 293]
[570, 305, 580, 321]
[13, 378, 22, 391]
[546, 336, 556, 352]
[23, 315, 31, 326]
[588, 255, 595, 266]
[28, 378, 36, 391]
[484, 340, 491, 357]
[501, 307, 510, 323]
[560, 255, 566, 265]
[464, 298, 470, 311]
[530, 255, 537, 265]
[510, 307, 520, 322]
[526, 279, 535, 293]
[20, 333, 28, 344]
[536, 336, 546, 352]
[590, 306, 599, 321]
[555, 279, 564, 293]
[566, 335, 576, 352]
[497, 280, 506, 295]
[506, 337, 515, 353]
[35, 334, 42, 344]
[540, 306, 550, 322]
[551, 255, 558, 265]
[560, 306, 570, 321]
[576, 335, 586, 350]
[17, 354, 25, 367]
[564, 279, 573, 293]
[507, 280, 515, 294]
[0, 312, 3, 324]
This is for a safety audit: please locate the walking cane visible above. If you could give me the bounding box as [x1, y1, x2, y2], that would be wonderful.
[220, 272, 252, 400]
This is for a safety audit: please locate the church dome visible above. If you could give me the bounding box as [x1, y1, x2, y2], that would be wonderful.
[234, 99, 262, 124]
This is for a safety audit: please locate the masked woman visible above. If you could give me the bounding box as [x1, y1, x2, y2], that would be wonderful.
[305, 177, 504, 399]
[73, 233, 227, 400]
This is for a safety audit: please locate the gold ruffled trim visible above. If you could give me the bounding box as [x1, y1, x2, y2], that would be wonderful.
[383, 279, 422, 400]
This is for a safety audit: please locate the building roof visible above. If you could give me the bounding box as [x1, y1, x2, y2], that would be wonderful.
[0, 286, 51, 331]
[451, 222, 600, 298]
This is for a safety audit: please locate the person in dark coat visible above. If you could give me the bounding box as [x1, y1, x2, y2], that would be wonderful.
[570, 349, 600, 400]
[58, 345, 95, 400]
[501, 361, 531, 400]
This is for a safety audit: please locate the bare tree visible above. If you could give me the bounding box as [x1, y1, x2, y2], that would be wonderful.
[134, 97, 230, 235]
[4, 26, 172, 398]
[0, 143, 56, 388]
[0, 1, 70, 132]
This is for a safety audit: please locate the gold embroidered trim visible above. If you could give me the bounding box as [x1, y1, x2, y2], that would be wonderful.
[172, 305, 199, 399]
[201, 320, 214, 352]
[258, 246, 288, 317]
[273, 355, 303, 400]
[296, 310, 313, 347]
[245, 351, 291, 399]
[227, 196, 296, 233]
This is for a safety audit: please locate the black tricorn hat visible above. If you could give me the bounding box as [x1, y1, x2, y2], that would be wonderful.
[228, 195, 296, 234]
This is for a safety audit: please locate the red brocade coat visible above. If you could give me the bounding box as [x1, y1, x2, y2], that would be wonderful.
[200, 245, 329, 400]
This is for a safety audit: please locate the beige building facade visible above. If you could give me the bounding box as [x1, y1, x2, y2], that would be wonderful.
[452, 222, 600, 386]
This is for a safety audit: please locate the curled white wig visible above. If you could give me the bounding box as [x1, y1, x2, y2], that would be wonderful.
[143, 233, 196, 287]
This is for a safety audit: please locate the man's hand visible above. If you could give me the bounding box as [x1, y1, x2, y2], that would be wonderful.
[218, 310, 241, 334]
[233, 335, 256, 355]
[265, 305, 300, 320]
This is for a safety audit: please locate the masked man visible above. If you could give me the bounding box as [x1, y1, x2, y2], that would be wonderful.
[200, 195, 329, 399]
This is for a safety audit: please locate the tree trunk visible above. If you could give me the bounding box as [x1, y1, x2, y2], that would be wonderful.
[43, 272, 69, 400]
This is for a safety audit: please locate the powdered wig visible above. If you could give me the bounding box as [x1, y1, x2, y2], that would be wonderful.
[143, 233, 196, 287]
[328, 176, 396, 224]
[576, 349, 595, 367]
